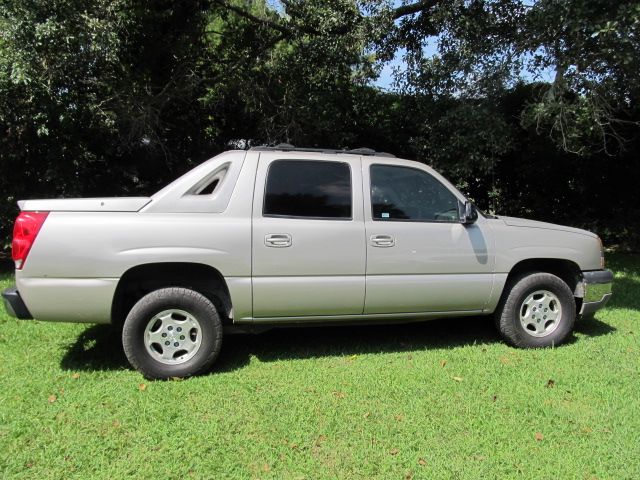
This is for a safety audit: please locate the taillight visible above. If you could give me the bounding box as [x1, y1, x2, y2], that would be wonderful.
[12, 211, 49, 269]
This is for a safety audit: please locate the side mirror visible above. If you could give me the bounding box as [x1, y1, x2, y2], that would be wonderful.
[458, 200, 478, 225]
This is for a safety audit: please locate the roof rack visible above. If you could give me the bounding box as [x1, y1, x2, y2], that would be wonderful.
[249, 143, 396, 158]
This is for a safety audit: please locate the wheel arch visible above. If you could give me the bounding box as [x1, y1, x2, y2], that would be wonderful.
[507, 258, 581, 289]
[501, 258, 584, 311]
[111, 262, 233, 327]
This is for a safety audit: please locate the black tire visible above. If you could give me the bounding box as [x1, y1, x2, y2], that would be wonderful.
[122, 288, 223, 379]
[495, 272, 576, 348]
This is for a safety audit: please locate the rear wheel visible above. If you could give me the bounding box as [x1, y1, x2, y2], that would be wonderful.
[496, 272, 576, 348]
[122, 288, 223, 379]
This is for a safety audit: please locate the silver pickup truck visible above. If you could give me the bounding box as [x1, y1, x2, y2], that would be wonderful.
[2, 146, 613, 379]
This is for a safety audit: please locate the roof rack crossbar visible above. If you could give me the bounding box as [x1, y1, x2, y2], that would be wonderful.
[249, 144, 395, 158]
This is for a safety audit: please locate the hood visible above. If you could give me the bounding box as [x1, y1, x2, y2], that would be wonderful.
[496, 216, 597, 238]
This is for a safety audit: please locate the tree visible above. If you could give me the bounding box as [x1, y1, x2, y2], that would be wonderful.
[0, 0, 216, 247]
[519, 0, 640, 154]
[201, 0, 379, 147]
[209, 0, 640, 154]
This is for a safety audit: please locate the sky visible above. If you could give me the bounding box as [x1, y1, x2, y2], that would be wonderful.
[373, 49, 405, 90]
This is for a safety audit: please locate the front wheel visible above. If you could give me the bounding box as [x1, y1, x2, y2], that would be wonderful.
[495, 272, 576, 348]
[122, 288, 223, 379]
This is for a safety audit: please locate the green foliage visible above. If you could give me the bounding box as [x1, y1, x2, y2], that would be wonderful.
[202, 0, 379, 147]
[0, 1, 216, 245]
[519, 0, 640, 153]
[410, 99, 515, 207]
[0, 0, 126, 241]
[389, 0, 640, 154]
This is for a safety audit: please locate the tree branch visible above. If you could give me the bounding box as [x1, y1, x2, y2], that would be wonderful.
[392, 0, 440, 20]
[208, 0, 441, 38]
[210, 0, 292, 36]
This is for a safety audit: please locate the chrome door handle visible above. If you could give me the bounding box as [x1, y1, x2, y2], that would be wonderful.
[370, 234, 395, 247]
[265, 233, 292, 247]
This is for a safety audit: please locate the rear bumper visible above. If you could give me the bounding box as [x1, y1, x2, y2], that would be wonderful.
[580, 270, 613, 315]
[2, 287, 33, 320]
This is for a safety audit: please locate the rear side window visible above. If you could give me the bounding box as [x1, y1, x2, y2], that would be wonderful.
[370, 164, 459, 222]
[185, 164, 228, 196]
[264, 160, 352, 219]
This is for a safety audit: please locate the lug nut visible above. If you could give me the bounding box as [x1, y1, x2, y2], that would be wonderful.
[174, 342, 179, 347]
[165, 341, 170, 346]
[177, 327, 182, 332]
[180, 335, 185, 340]
[168, 326, 173, 331]
[162, 333, 167, 338]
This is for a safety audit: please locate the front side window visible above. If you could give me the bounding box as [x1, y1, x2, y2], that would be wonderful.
[370, 164, 459, 222]
[264, 160, 352, 219]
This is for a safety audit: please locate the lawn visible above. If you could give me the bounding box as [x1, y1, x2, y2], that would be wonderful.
[1, 255, 639, 479]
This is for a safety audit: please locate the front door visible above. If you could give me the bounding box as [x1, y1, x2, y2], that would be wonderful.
[363, 159, 495, 314]
[251, 153, 366, 318]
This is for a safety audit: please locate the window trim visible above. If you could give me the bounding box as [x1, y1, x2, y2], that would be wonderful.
[262, 159, 354, 221]
[369, 164, 461, 224]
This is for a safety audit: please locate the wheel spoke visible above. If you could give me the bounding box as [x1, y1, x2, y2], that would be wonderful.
[161, 344, 177, 360]
[147, 329, 165, 345]
[176, 320, 199, 347]
[181, 331, 199, 350]
[178, 317, 197, 333]
[541, 293, 553, 310]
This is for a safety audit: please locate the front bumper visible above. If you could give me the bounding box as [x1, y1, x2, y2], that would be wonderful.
[580, 270, 613, 316]
[2, 287, 33, 320]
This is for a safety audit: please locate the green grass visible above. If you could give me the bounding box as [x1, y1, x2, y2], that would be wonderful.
[1, 255, 639, 479]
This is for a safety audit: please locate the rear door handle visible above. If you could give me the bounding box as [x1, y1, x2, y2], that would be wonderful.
[370, 234, 395, 247]
[265, 233, 292, 247]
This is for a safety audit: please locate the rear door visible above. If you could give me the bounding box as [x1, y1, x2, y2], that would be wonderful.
[363, 159, 495, 314]
[251, 153, 366, 318]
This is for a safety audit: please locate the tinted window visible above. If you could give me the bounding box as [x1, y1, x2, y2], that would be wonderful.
[264, 160, 352, 219]
[370, 164, 459, 222]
